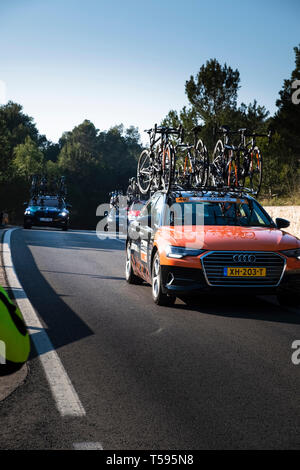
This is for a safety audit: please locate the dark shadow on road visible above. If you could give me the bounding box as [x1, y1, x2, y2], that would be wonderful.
[10, 230, 95, 360]
[175, 293, 300, 325]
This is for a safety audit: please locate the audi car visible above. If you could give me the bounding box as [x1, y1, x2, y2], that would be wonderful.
[24, 196, 70, 230]
[125, 190, 300, 307]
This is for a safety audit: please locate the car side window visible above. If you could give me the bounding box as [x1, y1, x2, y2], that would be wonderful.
[140, 201, 152, 218]
[152, 195, 165, 227]
[139, 195, 159, 220]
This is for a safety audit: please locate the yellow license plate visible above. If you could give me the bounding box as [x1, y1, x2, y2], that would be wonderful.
[224, 267, 266, 277]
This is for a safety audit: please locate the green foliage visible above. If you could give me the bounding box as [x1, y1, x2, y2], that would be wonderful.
[273, 45, 300, 160]
[163, 59, 269, 152]
[57, 120, 141, 227]
[0, 103, 142, 227]
[12, 136, 44, 179]
[0, 101, 41, 181]
[185, 59, 240, 122]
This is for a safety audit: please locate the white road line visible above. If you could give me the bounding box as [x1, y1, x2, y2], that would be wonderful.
[2, 228, 86, 417]
[73, 442, 103, 450]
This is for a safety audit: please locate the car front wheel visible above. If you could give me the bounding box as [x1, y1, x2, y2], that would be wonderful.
[152, 252, 176, 306]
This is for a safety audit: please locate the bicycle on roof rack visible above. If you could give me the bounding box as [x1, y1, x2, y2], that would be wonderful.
[137, 124, 182, 195]
[211, 126, 272, 196]
[126, 177, 140, 201]
[239, 129, 272, 194]
[30, 175, 68, 199]
[58, 176, 67, 198]
[175, 125, 209, 188]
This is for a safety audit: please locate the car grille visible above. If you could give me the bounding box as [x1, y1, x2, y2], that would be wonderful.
[201, 251, 285, 287]
[35, 211, 59, 217]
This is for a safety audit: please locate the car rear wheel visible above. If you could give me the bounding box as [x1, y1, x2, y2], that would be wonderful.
[125, 243, 143, 285]
[152, 252, 176, 306]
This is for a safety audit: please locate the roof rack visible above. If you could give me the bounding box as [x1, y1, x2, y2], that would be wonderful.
[30, 175, 67, 199]
[169, 184, 257, 197]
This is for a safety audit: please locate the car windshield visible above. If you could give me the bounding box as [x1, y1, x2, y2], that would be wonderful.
[30, 198, 64, 208]
[164, 198, 274, 227]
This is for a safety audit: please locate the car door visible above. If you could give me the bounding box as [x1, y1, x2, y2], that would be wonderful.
[128, 198, 152, 273]
[140, 193, 165, 276]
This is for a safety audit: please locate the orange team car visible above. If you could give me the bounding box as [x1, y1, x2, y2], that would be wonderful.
[125, 190, 300, 307]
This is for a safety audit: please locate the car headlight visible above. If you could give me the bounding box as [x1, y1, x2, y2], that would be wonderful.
[59, 211, 68, 217]
[24, 210, 32, 215]
[281, 248, 300, 259]
[165, 245, 205, 259]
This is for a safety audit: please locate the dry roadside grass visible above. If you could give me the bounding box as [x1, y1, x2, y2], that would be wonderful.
[264, 206, 300, 239]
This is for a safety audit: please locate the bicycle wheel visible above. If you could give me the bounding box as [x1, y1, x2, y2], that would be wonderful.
[211, 140, 225, 186]
[226, 151, 241, 188]
[174, 161, 185, 186]
[195, 139, 209, 187]
[242, 146, 263, 196]
[161, 145, 174, 193]
[137, 150, 152, 194]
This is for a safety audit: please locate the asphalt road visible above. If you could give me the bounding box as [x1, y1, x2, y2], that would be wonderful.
[0, 227, 300, 449]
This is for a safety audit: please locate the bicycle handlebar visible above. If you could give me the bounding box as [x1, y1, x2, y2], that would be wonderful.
[217, 126, 272, 142]
[144, 124, 182, 136]
[217, 127, 239, 135]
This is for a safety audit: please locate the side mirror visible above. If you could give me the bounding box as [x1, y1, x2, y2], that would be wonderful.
[276, 217, 290, 229]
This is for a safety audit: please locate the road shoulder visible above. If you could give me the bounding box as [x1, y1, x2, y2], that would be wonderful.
[0, 227, 28, 401]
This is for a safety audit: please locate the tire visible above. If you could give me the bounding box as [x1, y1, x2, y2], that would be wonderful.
[195, 139, 209, 187]
[277, 293, 300, 308]
[161, 145, 174, 193]
[137, 150, 152, 195]
[125, 243, 143, 285]
[151, 252, 176, 306]
[226, 153, 240, 188]
[242, 146, 263, 196]
[211, 140, 225, 186]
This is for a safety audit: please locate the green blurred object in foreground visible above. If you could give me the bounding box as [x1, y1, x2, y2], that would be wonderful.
[0, 286, 30, 375]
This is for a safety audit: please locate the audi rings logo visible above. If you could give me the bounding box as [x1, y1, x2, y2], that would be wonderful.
[233, 254, 256, 263]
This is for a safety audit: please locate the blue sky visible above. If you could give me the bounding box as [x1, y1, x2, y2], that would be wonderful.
[0, 0, 299, 143]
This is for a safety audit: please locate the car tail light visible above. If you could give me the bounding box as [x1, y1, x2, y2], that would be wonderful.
[128, 210, 141, 218]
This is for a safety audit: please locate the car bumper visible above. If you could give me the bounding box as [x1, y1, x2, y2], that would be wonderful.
[24, 216, 69, 227]
[160, 265, 300, 296]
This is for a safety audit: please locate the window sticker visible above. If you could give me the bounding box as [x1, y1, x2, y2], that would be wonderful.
[175, 196, 248, 204]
